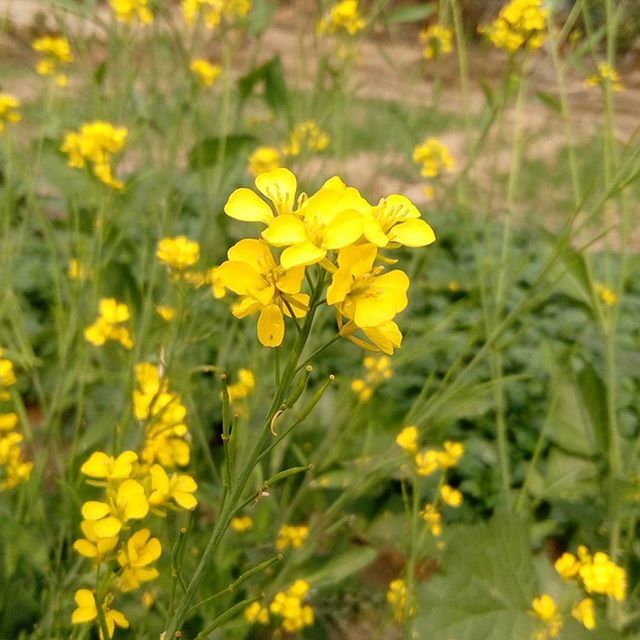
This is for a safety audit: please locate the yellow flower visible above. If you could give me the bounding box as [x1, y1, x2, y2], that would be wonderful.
[61, 121, 127, 189]
[579, 551, 626, 601]
[80, 450, 138, 482]
[71, 589, 129, 639]
[554, 551, 581, 580]
[110, 0, 154, 24]
[156, 305, 177, 321]
[572, 597, 596, 630]
[68, 258, 89, 280]
[351, 378, 373, 402]
[227, 368, 255, 403]
[317, 0, 365, 36]
[231, 515, 254, 532]
[419, 24, 453, 59]
[33, 36, 73, 84]
[0, 351, 17, 390]
[421, 503, 442, 536]
[156, 236, 200, 270]
[248, 146, 282, 177]
[395, 426, 418, 454]
[282, 120, 331, 157]
[84, 298, 134, 349]
[148, 464, 198, 511]
[0, 94, 21, 134]
[190, 58, 222, 86]
[438, 441, 464, 468]
[117, 528, 162, 591]
[215, 238, 309, 347]
[585, 63, 623, 91]
[595, 282, 617, 306]
[182, 0, 251, 29]
[270, 580, 314, 633]
[386, 578, 413, 622]
[244, 601, 270, 625]
[73, 519, 119, 561]
[412, 137, 455, 179]
[0, 431, 33, 490]
[530, 594, 563, 638]
[276, 524, 309, 551]
[480, 0, 548, 53]
[440, 484, 463, 507]
[0, 413, 18, 431]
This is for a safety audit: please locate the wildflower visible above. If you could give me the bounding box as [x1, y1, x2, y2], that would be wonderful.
[148, 464, 198, 511]
[156, 236, 200, 270]
[419, 24, 453, 59]
[244, 601, 270, 624]
[73, 520, 119, 561]
[554, 551, 581, 580]
[214, 238, 309, 347]
[32, 35, 73, 87]
[595, 282, 617, 306]
[585, 63, 623, 91]
[351, 379, 373, 402]
[480, 0, 548, 53]
[0, 413, 18, 431]
[109, 0, 154, 24]
[283, 120, 331, 157]
[231, 515, 254, 532]
[579, 551, 626, 601]
[190, 58, 222, 87]
[248, 146, 282, 177]
[84, 298, 134, 349]
[530, 594, 563, 638]
[0, 432, 33, 490]
[156, 305, 176, 321]
[117, 528, 162, 591]
[440, 484, 463, 507]
[412, 137, 455, 179]
[421, 503, 442, 536]
[270, 580, 314, 633]
[572, 597, 596, 630]
[438, 440, 464, 468]
[352, 355, 393, 401]
[227, 368, 255, 403]
[0, 349, 17, 394]
[276, 524, 309, 551]
[317, 0, 365, 36]
[71, 589, 129, 639]
[396, 426, 418, 454]
[182, 0, 251, 30]
[61, 121, 127, 189]
[0, 94, 21, 134]
[387, 579, 413, 622]
[81, 450, 138, 482]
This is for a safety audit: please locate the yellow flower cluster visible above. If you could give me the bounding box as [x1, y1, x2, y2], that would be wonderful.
[109, 0, 154, 25]
[190, 58, 222, 87]
[182, 0, 252, 30]
[216, 168, 435, 353]
[156, 236, 201, 271]
[276, 523, 309, 551]
[72, 446, 196, 637]
[248, 146, 282, 177]
[227, 368, 255, 404]
[32, 35, 73, 87]
[0, 94, 21, 134]
[387, 578, 414, 622]
[61, 121, 128, 189]
[0, 350, 32, 491]
[84, 298, 134, 350]
[134, 363, 193, 468]
[413, 136, 455, 181]
[585, 63, 623, 91]
[595, 281, 617, 306]
[531, 594, 563, 639]
[395, 425, 418, 453]
[317, 0, 365, 36]
[283, 120, 331, 157]
[480, 0, 548, 53]
[421, 503, 442, 536]
[414, 440, 464, 476]
[245, 580, 314, 633]
[419, 24, 454, 60]
[351, 354, 392, 402]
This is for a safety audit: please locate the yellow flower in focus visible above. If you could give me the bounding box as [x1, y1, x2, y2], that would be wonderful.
[396, 426, 418, 454]
[595, 282, 617, 306]
[71, 589, 129, 639]
[530, 594, 563, 638]
[157, 236, 200, 270]
[270, 580, 314, 633]
[117, 528, 162, 592]
[585, 63, 623, 91]
[110, 0, 154, 24]
[231, 515, 254, 532]
[554, 551, 581, 580]
[480, 0, 548, 53]
[579, 551, 626, 601]
[73, 519, 119, 561]
[572, 597, 596, 630]
[148, 463, 198, 511]
[0, 94, 21, 134]
[80, 450, 138, 481]
[276, 524, 309, 551]
[421, 503, 442, 536]
[182, 0, 251, 29]
[317, 0, 365, 36]
[190, 58, 222, 87]
[227, 368, 255, 403]
[156, 305, 177, 321]
[419, 24, 453, 59]
[283, 120, 331, 157]
[248, 146, 282, 177]
[214, 238, 309, 347]
[84, 298, 134, 349]
[387, 578, 413, 622]
[244, 601, 270, 625]
[413, 137, 455, 179]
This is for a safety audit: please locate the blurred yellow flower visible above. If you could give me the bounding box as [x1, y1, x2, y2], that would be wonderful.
[555, 551, 581, 580]
[182, 0, 251, 29]
[579, 551, 626, 601]
[156, 305, 177, 321]
[245, 601, 270, 624]
[480, 0, 548, 53]
[421, 503, 442, 536]
[419, 24, 453, 59]
[413, 137, 455, 178]
[190, 58, 222, 87]
[110, 0, 154, 24]
[276, 524, 309, 551]
[0, 94, 21, 134]
[84, 298, 134, 349]
[227, 368, 255, 403]
[283, 120, 331, 157]
[157, 236, 200, 270]
[595, 282, 617, 306]
[395, 426, 418, 454]
[248, 146, 282, 177]
[530, 594, 562, 638]
[585, 63, 623, 91]
[33, 35, 73, 86]
[440, 484, 463, 507]
[317, 0, 365, 36]
[387, 578, 413, 622]
[270, 580, 314, 633]
[231, 514, 254, 532]
[572, 598, 596, 630]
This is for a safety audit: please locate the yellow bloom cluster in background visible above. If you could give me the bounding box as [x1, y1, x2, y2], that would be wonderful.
[531, 594, 563, 639]
[414, 440, 464, 476]
[419, 24, 454, 60]
[595, 281, 618, 306]
[585, 63, 623, 91]
[61, 121, 128, 189]
[32, 35, 73, 87]
[480, 0, 548, 53]
[245, 580, 314, 633]
[248, 146, 282, 177]
[276, 523, 309, 551]
[182, 0, 252, 30]
[0, 94, 21, 134]
[156, 235, 201, 271]
[217, 168, 434, 353]
[109, 0, 154, 25]
[190, 58, 222, 87]
[351, 354, 392, 402]
[387, 578, 413, 622]
[413, 136, 455, 179]
[226, 368, 255, 404]
[283, 120, 331, 157]
[84, 298, 134, 349]
[231, 514, 254, 532]
[317, 0, 365, 36]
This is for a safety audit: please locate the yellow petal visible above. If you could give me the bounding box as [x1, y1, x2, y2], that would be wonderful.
[337, 243, 377, 277]
[215, 261, 264, 296]
[80, 452, 113, 478]
[73, 539, 98, 558]
[224, 187, 274, 224]
[227, 238, 275, 274]
[276, 265, 305, 294]
[363, 216, 390, 247]
[322, 210, 363, 249]
[261, 215, 308, 247]
[280, 241, 326, 269]
[81, 501, 110, 521]
[387, 219, 436, 247]
[92, 517, 122, 538]
[232, 297, 262, 318]
[117, 479, 149, 520]
[257, 304, 285, 347]
[255, 168, 297, 215]
[282, 293, 309, 318]
[112, 450, 138, 479]
[362, 321, 403, 355]
[327, 267, 353, 306]
[173, 491, 198, 510]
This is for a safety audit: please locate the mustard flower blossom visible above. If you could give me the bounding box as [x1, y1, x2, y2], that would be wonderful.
[421, 503, 442, 536]
[248, 146, 282, 177]
[231, 515, 254, 532]
[595, 282, 617, 306]
[572, 597, 596, 630]
[148, 463, 198, 511]
[81, 450, 138, 482]
[71, 590, 129, 639]
[156, 236, 200, 270]
[109, 0, 154, 24]
[480, 0, 548, 53]
[84, 298, 134, 349]
[387, 578, 413, 622]
[282, 120, 331, 157]
[440, 484, 463, 507]
[227, 368, 255, 403]
[585, 63, 623, 91]
[419, 24, 453, 59]
[32, 35, 73, 86]
[412, 137, 455, 179]
[245, 601, 270, 624]
[0, 94, 21, 134]
[530, 594, 563, 639]
[276, 524, 309, 551]
[395, 425, 418, 453]
[117, 528, 162, 591]
[182, 0, 251, 30]
[270, 580, 314, 633]
[190, 58, 222, 87]
[317, 0, 365, 36]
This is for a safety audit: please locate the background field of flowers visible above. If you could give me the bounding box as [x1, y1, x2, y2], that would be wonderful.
[0, 1, 639, 639]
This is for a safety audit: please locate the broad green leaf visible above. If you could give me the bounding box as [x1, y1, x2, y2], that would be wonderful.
[188, 134, 257, 170]
[415, 513, 537, 640]
[385, 4, 435, 24]
[304, 547, 377, 589]
[536, 449, 599, 499]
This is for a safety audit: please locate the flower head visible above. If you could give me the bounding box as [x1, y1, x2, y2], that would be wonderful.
[276, 524, 309, 551]
[269, 580, 314, 633]
[419, 24, 453, 59]
[248, 146, 282, 177]
[84, 298, 134, 349]
[282, 120, 331, 157]
[480, 0, 548, 53]
[156, 236, 200, 270]
[148, 464, 198, 511]
[413, 137, 455, 179]
[317, 0, 365, 36]
[0, 94, 21, 134]
[182, 0, 251, 29]
[190, 58, 222, 86]
[33, 35, 73, 86]
[395, 425, 418, 454]
[585, 63, 623, 91]
[530, 594, 563, 638]
[117, 528, 162, 591]
[110, 0, 154, 24]
[71, 589, 129, 639]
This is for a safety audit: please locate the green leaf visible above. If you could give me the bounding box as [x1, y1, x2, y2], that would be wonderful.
[415, 513, 537, 640]
[238, 56, 291, 123]
[385, 4, 435, 24]
[188, 134, 257, 170]
[248, 0, 277, 35]
[304, 547, 377, 589]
